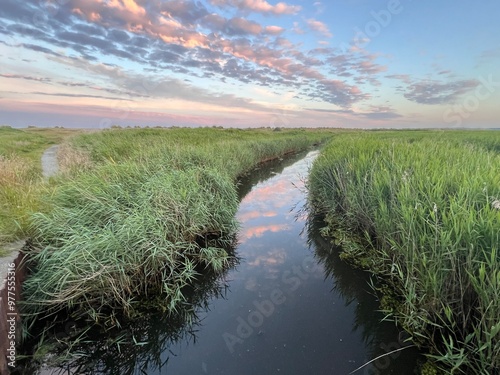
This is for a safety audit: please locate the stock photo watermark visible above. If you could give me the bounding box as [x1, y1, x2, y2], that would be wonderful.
[2, 261, 18, 368]
[339, 0, 413, 52]
[443, 74, 499, 126]
[222, 255, 320, 353]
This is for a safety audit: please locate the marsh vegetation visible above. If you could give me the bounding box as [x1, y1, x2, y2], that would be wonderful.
[20, 127, 332, 327]
[308, 130, 500, 374]
[5, 126, 498, 374]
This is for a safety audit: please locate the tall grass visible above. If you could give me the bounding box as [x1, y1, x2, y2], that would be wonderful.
[56, 142, 93, 174]
[308, 131, 500, 374]
[22, 127, 332, 326]
[0, 126, 82, 248]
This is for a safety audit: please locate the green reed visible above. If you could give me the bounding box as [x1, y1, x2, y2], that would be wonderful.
[308, 130, 500, 374]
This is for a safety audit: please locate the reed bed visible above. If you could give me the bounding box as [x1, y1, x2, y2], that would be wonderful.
[308, 130, 500, 374]
[22, 127, 332, 326]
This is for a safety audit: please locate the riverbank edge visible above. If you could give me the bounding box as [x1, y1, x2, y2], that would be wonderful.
[0, 241, 26, 375]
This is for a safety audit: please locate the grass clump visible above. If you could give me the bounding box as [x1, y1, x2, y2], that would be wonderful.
[25, 163, 237, 323]
[22, 127, 332, 326]
[308, 130, 500, 374]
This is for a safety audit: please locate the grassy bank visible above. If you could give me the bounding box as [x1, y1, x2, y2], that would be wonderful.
[0, 126, 83, 252]
[22, 127, 332, 326]
[308, 130, 500, 374]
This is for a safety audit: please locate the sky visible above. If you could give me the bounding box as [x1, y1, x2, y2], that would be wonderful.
[0, 0, 499, 129]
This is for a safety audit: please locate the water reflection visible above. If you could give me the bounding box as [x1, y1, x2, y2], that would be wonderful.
[236, 149, 310, 200]
[19, 149, 421, 374]
[306, 218, 421, 374]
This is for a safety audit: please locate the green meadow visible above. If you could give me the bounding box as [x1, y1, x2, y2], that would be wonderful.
[308, 130, 500, 374]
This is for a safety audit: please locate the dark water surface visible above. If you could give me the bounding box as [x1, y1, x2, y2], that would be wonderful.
[36, 150, 421, 375]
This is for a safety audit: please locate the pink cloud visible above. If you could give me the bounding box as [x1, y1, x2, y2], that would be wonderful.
[71, 0, 210, 49]
[240, 224, 290, 242]
[242, 180, 290, 204]
[355, 52, 388, 75]
[210, 0, 301, 15]
[69, 0, 363, 100]
[109, 0, 146, 16]
[292, 21, 305, 34]
[28, 0, 372, 110]
[237, 210, 278, 222]
[306, 18, 332, 38]
[264, 25, 285, 35]
[228, 17, 263, 34]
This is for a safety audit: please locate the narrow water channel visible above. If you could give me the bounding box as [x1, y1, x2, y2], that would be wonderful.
[32, 150, 421, 375]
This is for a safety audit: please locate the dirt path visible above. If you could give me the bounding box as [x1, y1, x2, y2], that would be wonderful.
[41, 145, 59, 178]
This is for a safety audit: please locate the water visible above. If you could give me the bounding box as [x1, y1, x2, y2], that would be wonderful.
[31, 150, 421, 375]
[41, 145, 59, 178]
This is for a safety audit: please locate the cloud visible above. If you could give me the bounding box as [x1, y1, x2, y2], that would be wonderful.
[403, 79, 480, 105]
[313, 1, 326, 15]
[0, 101, 249, 128]
[264, 25, 284, 35]
[0, 0, 383, 111]
[361, 105, 402, 120]
[0, 71, 152, 99]
[324, 48, 387, 88]
[29, 91, 133, 101]
[362, 112, 401, 120]
[20, 43, 61, 56]
[357, 59, 387, 75]
[240, 224, 290, 241]
[306, 18, 332, 38]
[292, 21, 305, 34]
[479, 46, 500, 64]
[71, 0, 210, 48]
[386, 74, 411, 84]
[0, 73, 51, 82]
[306, 107, 354, 115]
[209, 0, 301, 15]
[201, 14, 281, 36]
[159, 0, 210, 26]
[437, 70, 452, 75]
[72, 22, 106, 37]
[49, 55, 280, 113]
[313, 79, 368, 108]
[56, 30, 113, 50]
[237, 210, 277, 222]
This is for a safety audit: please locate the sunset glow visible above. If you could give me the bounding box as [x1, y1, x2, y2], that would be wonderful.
[1, 0, 499, 128]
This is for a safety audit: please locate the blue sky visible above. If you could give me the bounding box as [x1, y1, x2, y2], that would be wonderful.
[0, 0, 499, 128]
